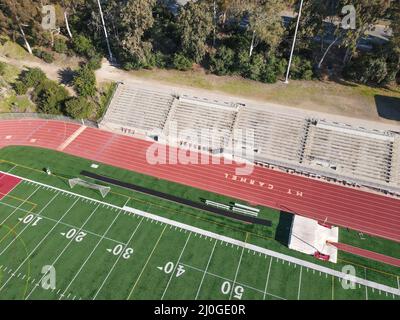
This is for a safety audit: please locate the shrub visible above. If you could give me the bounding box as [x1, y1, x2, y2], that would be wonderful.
[73, 66, 96, 97]
[14, 81, 28, 95]
[65, 97, 94, 119]
[54, 38, 68, 54]
[87, 54, 103, 71]
[22, 68, 47, 87]
[72, 35, 96, 58]
[236, 50, 251, 76]
[236, 52, 265, 81]
[144, 51, 167, 69]
[0, 61, 6, 76]
[33, 48, 54, 63]
[290, 56, 314, 80]
[34, 80, 69, 114]
[172, 53, 193, 71]
[209, 46, 235, 76]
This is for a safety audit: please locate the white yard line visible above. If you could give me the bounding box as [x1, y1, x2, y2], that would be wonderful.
[0, 201, 124, 245]
[182, 262, 285, 300]
[2, 170, 399, 297]
[0, 192, 59, 256]
[92, 216, 145, 300]
[59, 201, 128, 299]
[126, 224, 168, 300]
[25, 204, 101, 299]
[229, 245, 246, 300]
[0, 186, 40, 225]
[297, 266, 303, 300]
[0, 198, 80, 293]
[365, 267, 369, 300]
[195, 240, 217, 300]
[161, 232, 192, 300]
[263, 257, 273, 300]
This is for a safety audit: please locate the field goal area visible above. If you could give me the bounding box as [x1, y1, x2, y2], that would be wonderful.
[68, 178, 110, 198]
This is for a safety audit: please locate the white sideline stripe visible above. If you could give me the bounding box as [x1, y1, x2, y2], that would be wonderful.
[57, 126, 87, 151]
[1, 170, 399, 297]
[123, 206, 400, 297]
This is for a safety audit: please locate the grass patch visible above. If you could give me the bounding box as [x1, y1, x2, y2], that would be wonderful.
[97, 81, 117, 120]
[0, 62, 21, 83]
[0, 94, 34, 113]
[0, 38, 32, 60]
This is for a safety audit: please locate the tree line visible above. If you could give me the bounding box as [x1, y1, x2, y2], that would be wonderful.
[0, 0, 399, 87]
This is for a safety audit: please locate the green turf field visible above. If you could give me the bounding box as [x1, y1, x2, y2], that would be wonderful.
[0, 146, 399, 300]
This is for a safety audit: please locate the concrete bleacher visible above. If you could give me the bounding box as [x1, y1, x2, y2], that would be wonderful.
[303, 120, 395, 186]
[164, 95, 240, 151]
[99, 84, 174, 136]
[234, 106, 310, 164]
[100, 83, 400, 196]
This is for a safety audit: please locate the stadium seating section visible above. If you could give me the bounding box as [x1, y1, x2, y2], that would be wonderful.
[100, 83, 400, 196]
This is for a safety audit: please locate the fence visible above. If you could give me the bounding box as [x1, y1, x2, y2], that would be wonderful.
[0, 113, 98, 128]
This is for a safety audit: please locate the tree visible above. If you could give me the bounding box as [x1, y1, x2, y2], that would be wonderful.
[65, 97, 93, 119]
[247, 0, 286, 56]
[388, 1, 400, 83]
[338, 0, 391, 63]
[73, 66, 96, 97]
[33, 79, 69, 114]
[0, 0, 40, 54]
[343, 51, 392, 85]
[119, 0, 156, 64]
[177, 1, 213, 62]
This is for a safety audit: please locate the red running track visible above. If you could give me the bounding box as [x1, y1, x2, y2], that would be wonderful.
[0, 119, 399, 242]
[0, 172, 21, 200]
[329, 242, 400, 267]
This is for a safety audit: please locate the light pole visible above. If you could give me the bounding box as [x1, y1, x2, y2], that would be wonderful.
[284, 0, 305, 84]
[96, 0, 114, 63]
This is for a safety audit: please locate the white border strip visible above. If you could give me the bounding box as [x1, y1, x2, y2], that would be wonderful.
[1, 170, 399, 297]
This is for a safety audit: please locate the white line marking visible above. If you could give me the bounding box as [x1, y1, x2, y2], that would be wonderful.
[126, 225, 168, 300]
[25, 204, 101, 299]
[0, 192, 59, 257]
[57, 126, 86, 151]
[263, 257, 273, 300]
[195, 239, 218, 300]
[0, 198, 80, 293]
[0, 200, 125, 245]
[2, 171, 399, 297]
[183, 262, 285, 300]
[59, 201, 127, 299]
[0, 186, 40, 225]
[161, 233, 192, 300]
[92, 217, 144, 300]
[297, 266, 303, 300]
[229, 245, 245, 300]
